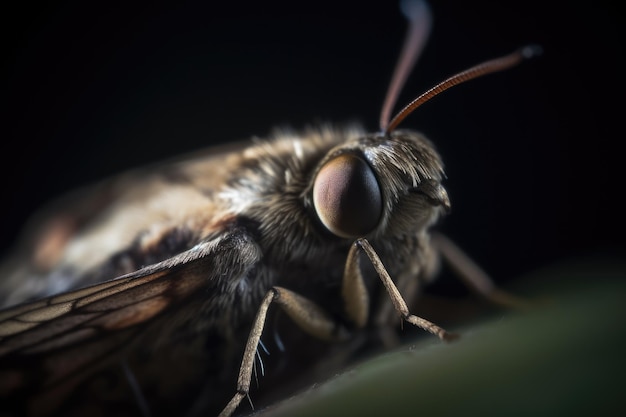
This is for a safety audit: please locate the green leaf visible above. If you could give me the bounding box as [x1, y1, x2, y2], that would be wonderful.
[256, 256, 626, 417]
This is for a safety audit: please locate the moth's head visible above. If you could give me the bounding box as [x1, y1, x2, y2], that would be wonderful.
[303, 40, 539, 241]
[307, 129, 449, 240]
[307, 0, 540, 241]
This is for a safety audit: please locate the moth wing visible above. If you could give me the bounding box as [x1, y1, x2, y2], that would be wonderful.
[0, 228, 261, 416]
[2, 139, 250, 276]
[0, 139, 253, 308]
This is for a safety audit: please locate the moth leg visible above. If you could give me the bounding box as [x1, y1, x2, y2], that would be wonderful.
[342, 238, 370, 328]
[219, 287, 348, 417]
[431, 232, 534, 309]
[355, 238, 457, 342]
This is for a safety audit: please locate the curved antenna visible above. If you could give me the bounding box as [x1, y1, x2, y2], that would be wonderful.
[379, 0, 432, 132]
[385, 45, 542, 134]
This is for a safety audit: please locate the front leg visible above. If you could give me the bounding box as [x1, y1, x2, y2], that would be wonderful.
[220, 237, 457, 417]
[352, 238, 457, 341]
[218, 286, 349, 417]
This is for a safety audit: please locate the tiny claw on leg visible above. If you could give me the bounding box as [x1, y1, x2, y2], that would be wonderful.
[441, 331, 460, 342]
[405, 314, 459, 342]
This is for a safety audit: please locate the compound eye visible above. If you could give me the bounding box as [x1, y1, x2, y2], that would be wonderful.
[312, 153, 382, 238]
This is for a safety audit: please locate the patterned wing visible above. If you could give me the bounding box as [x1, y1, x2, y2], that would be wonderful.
[0, 229, 262, 416]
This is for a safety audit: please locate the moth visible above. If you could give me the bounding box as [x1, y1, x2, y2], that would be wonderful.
[0, 1, 539, 416]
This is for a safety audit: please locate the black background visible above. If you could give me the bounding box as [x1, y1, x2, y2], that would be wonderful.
[1, 0, 624, 290]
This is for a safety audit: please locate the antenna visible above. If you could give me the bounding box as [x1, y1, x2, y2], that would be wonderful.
[379, 0, 432, 132]
[385, 45, 542, 134]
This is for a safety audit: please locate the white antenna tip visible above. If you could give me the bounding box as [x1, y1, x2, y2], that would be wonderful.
[400, 0, 431, 22]
[520, 44, 543, 59]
